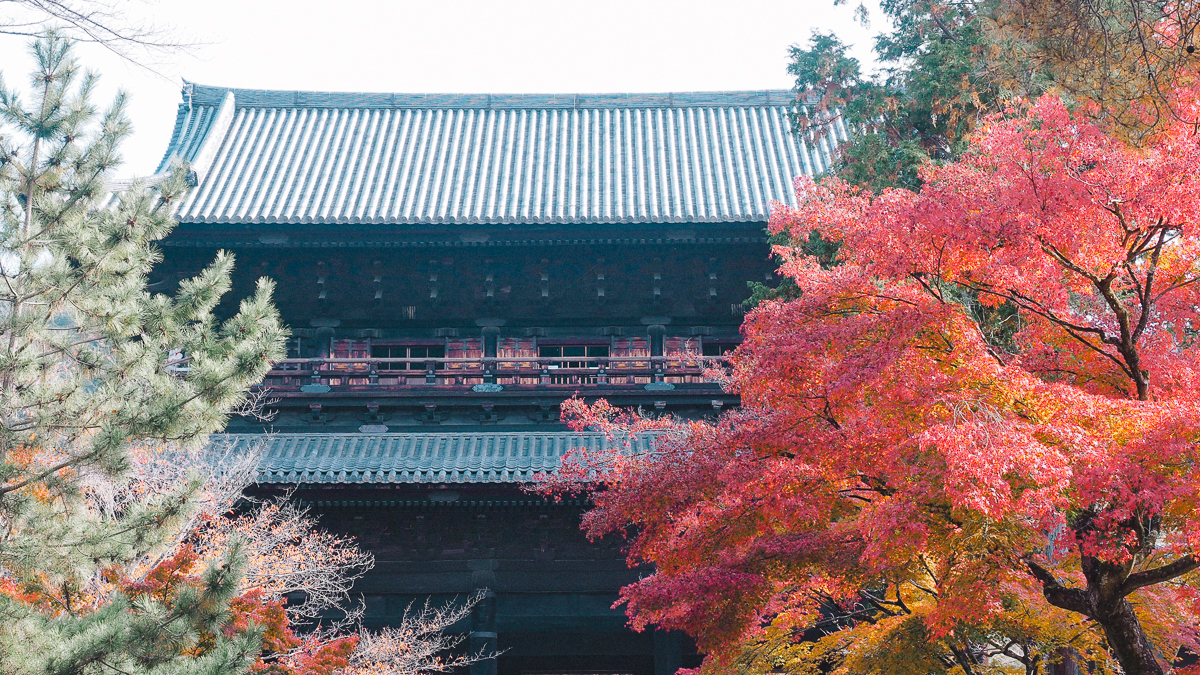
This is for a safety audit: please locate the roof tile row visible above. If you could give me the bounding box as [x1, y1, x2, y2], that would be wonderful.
[216, 431, 654, 485]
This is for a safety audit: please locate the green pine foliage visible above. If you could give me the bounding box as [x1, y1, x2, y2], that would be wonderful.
[788, 3, 1000, 192]
[0, 33, 287, 674]
[789, 1, 1056, 192]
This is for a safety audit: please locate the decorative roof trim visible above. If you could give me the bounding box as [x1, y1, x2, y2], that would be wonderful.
[189, 91, 236, 183]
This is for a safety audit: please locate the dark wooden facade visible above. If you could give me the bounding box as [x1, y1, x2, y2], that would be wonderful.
[155, 222, 773, 432]
[250, 485, 698, 675]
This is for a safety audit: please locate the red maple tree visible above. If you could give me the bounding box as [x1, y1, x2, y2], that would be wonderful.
[554, 92, 1200, 675]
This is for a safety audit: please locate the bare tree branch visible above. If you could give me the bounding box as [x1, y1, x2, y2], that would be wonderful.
[0, 0, 198, 69]
[1025, 557, 1089, 615]
[192, 497, 375, 621]
[344, 594, 495, 675]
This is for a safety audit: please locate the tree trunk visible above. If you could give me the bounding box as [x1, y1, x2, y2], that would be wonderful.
[1033, 552, 1169, 675]
[1049, 648, 1077, 675]
[1093, 597, 1164, 675]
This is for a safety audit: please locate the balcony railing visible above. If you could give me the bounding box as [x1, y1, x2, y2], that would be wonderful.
[255, 355, 726, 391]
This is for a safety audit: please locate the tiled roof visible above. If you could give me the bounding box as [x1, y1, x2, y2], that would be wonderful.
[158, 83, 844, 226]
[219, 431, 655, 485]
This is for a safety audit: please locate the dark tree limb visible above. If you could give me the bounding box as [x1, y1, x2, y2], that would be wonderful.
[1024, 558, 1089, 614]
[1121, 555, 1199, 596]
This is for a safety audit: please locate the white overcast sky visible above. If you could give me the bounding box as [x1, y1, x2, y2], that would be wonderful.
[0, 0, 882, 176]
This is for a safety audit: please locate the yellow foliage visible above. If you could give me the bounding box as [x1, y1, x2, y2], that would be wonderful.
[693, 568, 1137, 675]
[988, 0, 1200, 143]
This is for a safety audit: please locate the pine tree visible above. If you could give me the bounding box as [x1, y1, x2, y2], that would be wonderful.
[787, 4, 1008, 194]
[0, 32, 287, 674]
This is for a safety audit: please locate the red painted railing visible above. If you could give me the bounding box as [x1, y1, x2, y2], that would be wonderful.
[256, 355, 727, 390]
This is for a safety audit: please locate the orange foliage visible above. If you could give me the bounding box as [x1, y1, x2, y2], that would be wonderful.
[16, 547, 363, 675]
[225, 590, 358, 675]
[113, 545, 200, 605]
[0, 575, 63, 616]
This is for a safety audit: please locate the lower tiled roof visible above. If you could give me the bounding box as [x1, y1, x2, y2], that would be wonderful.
[215, 431, 653, 485]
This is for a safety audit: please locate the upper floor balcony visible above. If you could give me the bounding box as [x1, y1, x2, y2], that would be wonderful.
[258, 354, 729, 392]
[254, 337, 734, 395]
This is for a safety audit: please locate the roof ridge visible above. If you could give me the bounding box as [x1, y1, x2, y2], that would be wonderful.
[219, 431, 610, 438]
[182, 82, 796, 110]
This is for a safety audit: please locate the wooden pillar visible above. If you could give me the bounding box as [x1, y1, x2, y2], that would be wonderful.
[469, 590, 497, 675]
[470, 559, 498, 675]
[648, 324, 665, 357]
[648, 325, 665, 382]
[654, 630, 682, 675]
[482, 326, 499, 358]
[314, 326, 335, 358]
[482, 326, 499, 384]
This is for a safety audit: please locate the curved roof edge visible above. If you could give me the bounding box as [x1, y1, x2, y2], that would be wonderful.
[181, 81, 799, 110]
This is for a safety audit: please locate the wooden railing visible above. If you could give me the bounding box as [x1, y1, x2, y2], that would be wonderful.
[256, 355, 726, 391]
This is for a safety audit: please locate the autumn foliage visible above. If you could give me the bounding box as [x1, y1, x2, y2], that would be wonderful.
[554, 90, 1200, 675]
[103, 547, 358, 675]
[0, 434, 480, 675]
